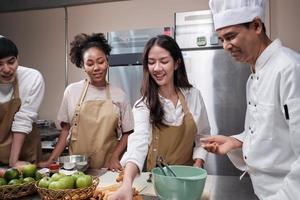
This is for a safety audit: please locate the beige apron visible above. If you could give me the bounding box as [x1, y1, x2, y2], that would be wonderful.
[0, 79, 42, 165]
[147, 90, 197, 171]
[69, 80, 119, 169]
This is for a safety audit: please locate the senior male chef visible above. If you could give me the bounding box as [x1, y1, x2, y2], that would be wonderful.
[201, 0, 300, 199]
[0, 35, 45, 167]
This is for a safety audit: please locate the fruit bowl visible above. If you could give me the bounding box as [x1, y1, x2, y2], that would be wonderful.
[57, 155, 89, 171]
[0, 181, 37, 199]
[36, 176, 99, 200]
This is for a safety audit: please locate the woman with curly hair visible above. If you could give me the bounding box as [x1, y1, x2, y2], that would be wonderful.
[38, 33, 134, 170]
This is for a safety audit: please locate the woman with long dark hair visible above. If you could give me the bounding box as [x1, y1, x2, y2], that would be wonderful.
[109, 35, 210, 200]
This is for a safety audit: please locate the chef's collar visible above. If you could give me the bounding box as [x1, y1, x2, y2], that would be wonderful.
[255, 39, 282, 72]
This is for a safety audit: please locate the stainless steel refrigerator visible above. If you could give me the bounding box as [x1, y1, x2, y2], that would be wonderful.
[107, 27, 173, 107]
[175, 10, 251, 176]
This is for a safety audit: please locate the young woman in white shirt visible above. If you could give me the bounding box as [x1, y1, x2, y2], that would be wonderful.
[109, 35, 210, 200]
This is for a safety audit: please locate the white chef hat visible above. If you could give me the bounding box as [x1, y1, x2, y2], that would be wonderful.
[209, 0, 266, 30]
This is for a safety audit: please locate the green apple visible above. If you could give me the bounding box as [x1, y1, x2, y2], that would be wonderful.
[8, 179, 22, 185]
[22, 164, 37, 178]
[71, 171, 85, 182]
[0, 177, 7, 186]
[23, 177, 35, 183]
[76, 175, 92, 188]
[38, 177, 51, 188]
[48, 181, 65, 190]
[4, 168, 20, 181]
[59, 176, 75, 189]
[50, 173, 66, 182]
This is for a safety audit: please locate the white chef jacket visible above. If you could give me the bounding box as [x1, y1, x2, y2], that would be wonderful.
[121, 87, 211, 172]
[57, 80, 134, 136]
[228, 39, 300, 200]
[0, 66, 45, 134]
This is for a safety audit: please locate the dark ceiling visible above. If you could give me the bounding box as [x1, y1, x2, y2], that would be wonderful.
[0, 0, 128, 13]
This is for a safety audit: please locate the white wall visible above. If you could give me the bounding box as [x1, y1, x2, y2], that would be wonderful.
[0, 0, 299, 121]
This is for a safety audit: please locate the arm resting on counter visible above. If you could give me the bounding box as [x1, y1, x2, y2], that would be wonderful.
[107, 161, 139, 200]
[9, 132, 26, 167]
[104, 130, 133, 171]
[38, 123, 70, 168]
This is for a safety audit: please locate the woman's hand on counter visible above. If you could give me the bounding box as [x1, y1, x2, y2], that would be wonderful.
[107, 183, 133, 200]
[104, 156, 122, 172]
[37, 160, 52, 168]
[193, 159, 204, 168]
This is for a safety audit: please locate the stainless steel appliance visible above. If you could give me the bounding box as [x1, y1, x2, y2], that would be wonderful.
[175, 10, 251, 176]
[107, 27, 173, 106]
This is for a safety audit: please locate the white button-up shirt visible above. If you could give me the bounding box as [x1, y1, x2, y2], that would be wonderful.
[0, 66, 45, 134]
[121, 87, 211, 172]
[228, 39, 300, 200]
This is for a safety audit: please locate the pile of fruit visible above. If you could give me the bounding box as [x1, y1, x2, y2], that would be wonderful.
[0, 164, 42, 186]
[38, 171, 93, 190]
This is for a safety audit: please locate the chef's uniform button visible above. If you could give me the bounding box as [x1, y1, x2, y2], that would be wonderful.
[251, 76, 253, 79]
[257, 77, 259, 80]
[249, 126, 251, 130]
[244, 156, 247, 160]
[248, 101, 251, 105]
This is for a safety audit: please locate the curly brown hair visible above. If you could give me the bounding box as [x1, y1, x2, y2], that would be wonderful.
[69, 33, 111, 68]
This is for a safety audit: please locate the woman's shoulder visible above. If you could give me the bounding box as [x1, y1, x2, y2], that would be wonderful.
[108, 84, 129, 103]
[133, 97, 148, 110]
[179, 86, 201, 97]
[64, 80, 85, 93]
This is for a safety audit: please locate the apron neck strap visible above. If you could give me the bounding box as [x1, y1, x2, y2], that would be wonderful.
[105, 83, 111, 100]
[78, 79, 90, 106]
[12, 78, 20, 99]
[177, 89, 189, 114]
[78, 80, 111, 105]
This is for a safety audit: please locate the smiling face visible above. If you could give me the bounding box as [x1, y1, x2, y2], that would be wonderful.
[0, 56, 18, 84]
[83, 47, 108, 87]
[147, 45, 177, 88]
[217, 23, 260, 65]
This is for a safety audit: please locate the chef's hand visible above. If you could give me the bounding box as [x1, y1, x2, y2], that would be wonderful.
[193, 159, 204, 168]
[108, 184, 133, 200]
[200, 135, 242, 155]
[37, 160, 52, 168]
[104, 156, 122, 172]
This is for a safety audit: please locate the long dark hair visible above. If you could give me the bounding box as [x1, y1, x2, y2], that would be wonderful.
[138, 34, 192, 128]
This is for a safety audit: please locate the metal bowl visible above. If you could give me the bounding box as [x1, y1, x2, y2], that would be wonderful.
[56, 155, 89, 171]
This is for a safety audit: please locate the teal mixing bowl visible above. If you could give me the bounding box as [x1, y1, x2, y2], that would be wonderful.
[152, 165, 207, 200]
